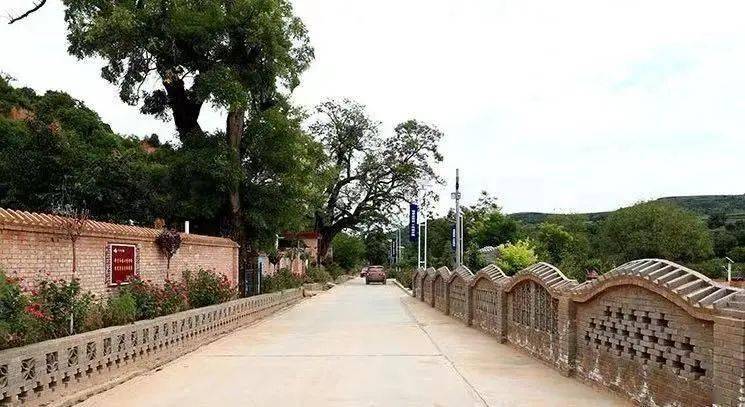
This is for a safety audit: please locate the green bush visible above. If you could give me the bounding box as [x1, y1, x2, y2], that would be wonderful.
[262, 268, 303, 293]
[159, 280, 189, 315]
[727, 246, 745, 263]
[30, 277, 93, 337]
[495, 239, 539, 275]
[123, 278, 159, 320]
[389, 268, 413, 288]
[687, 259, 724, 279]
[325, 263, 345, 280]
[0, 270, 40, 350]
[304, 266, 332, 284]
[184, 268, 236, 307]
[104, 291, 137, 326]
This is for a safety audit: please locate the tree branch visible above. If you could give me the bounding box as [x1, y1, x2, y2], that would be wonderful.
[8, 0, 47, 24]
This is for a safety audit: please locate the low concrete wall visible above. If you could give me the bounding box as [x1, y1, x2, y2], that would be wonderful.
[411, 260, 745, 406]
[0, 289, 302, 406]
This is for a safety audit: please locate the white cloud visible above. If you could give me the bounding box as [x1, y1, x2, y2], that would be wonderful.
[2, 0, 744, 216]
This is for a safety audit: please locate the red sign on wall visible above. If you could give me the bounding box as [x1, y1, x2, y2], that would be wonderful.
[110, 244, 136, 284]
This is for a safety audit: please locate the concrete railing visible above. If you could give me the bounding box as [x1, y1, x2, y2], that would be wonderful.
[0, 288, 303, 406]
[411, 260, 745, 407]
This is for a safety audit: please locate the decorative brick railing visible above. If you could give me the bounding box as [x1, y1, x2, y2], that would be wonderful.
[0, 288, 303, 406]
[412, 260, 745, 406]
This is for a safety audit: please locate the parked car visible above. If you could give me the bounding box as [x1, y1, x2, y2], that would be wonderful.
[360, 266, 369, 277]
[365, 266, 386, 285]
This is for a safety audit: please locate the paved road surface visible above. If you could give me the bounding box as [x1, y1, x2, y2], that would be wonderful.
[78, 278, 627, 406]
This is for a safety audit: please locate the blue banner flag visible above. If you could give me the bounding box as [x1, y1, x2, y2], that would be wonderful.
[409, 204, 419, 242]
[451, 224, 456, 251]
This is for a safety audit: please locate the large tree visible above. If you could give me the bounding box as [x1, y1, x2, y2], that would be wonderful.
[598, 201, 714, 265]
[62, 0, 314, 247]
[310, 99, 443, 261]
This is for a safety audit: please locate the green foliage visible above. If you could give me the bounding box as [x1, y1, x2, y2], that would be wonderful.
[494, 240, 539, 275]
[388, 268, 413, 288]
[465, 242, 487, 271]
[598, 201, 713, 264]
[242, 105, 328, 249]
[331, 233, 366, 271]
[304, 266, 332, 284]
[0, 77, 173, 224]
[64, 0, 313, 138]
[363, 227, 390, 265]
[104, 291, 137, 326]
[123, 278, 159, 320]
[261, 268, 303, 292]
[30, 278, 93, 338]
[183, 269, 236, 308]
[0, 270, 38, 350]
[728, 247, 745, 262]
[311, 100, 444, 258]
[469, 209, 519, 248]
[535, 223, 574, 265]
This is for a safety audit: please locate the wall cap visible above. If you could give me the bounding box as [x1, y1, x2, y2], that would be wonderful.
[571, 259, 744, 319]
[0, 207, 238, 248]
[503, 262, 578, 295]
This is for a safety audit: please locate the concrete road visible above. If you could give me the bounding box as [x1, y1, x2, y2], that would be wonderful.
[78, 278, 628, 407]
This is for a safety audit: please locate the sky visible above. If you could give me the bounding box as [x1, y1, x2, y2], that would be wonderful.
[1, 0, 744, 216]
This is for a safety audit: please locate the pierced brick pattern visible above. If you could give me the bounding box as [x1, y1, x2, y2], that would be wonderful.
[434, 277, 446, 312]
[45, 352, 57, 374]
[21, 358, 35, 381]
[0, 289, 301, 406]
[576, 285, 715, 406]
[448, 277, 467, 321]
[584, 306, 707, 379]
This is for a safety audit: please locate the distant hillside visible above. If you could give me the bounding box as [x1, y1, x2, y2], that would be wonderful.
[509, 194, 745, 225]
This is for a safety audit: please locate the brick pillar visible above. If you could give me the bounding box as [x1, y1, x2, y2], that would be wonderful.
[466, 283, 473, 326]
[495, 287, 508, 343]
[712, 316, 745, 406]
[444, 280, 451, 315]
[556, 296, 576, 377]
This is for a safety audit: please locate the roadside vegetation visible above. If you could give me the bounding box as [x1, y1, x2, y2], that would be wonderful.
[0, 268, 236, 350]
[382, 194, 743, 282]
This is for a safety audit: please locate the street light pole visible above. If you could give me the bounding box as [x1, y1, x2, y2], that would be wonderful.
[452, 169, 462, 268]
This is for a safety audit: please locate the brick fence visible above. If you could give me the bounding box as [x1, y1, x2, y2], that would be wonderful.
[0, 288, 303, 406]
[0, 208, 239, 297]
[412, 260, 745, 406]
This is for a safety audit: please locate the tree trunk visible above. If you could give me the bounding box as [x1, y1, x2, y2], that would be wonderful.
[227, 108, 248, 294]
[163, 74, 203, 144]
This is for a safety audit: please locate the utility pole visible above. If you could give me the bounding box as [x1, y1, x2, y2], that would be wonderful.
[451, 169, 462, 268]
[725, 257, 734, 283]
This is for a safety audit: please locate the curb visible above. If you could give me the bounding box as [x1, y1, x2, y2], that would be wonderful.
[390, 278, 413, 296]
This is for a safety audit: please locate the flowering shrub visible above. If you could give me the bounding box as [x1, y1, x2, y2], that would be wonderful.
[0, 267, 236, 350]
[30, 277, 93, 338]
[0, 271, 39, 349]
[184, 268, 236, 307]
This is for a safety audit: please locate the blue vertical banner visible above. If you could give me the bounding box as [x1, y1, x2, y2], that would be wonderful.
[451, 224, 457, 251]
[409, 204, 419, 242]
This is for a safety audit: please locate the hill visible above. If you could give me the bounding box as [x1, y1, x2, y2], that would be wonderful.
[509, 194, 745, 225]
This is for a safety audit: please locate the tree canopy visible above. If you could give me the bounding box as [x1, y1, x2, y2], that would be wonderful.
[310, 99, 444, 259]
[63, 0, 313, 143]
[598, 201, 713, 265]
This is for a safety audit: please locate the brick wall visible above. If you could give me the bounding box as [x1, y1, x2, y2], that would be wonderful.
[447, 275, 468, 322]
[0, 209, 239, 297]
[409, 259, 745, 406]
[433, 275, 447, 313]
